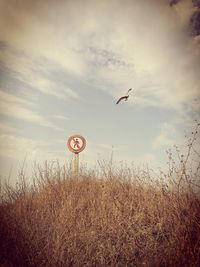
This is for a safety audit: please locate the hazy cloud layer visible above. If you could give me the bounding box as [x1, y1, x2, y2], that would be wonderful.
[0, 0, 199, 179]
[0, 0, 199, 113]
[0, 89, 65, 132]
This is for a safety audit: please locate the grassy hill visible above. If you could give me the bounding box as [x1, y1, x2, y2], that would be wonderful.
[0, 160, 199, 267]
[0, 123, 200, 266]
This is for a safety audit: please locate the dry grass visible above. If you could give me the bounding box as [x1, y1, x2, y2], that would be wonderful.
[0, 162, 199, 267]
[0, 123, 200, 267]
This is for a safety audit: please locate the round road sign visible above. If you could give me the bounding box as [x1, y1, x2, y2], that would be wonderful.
[67, 134, 86, 153]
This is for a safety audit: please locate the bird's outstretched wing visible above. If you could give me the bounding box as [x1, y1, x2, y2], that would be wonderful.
[126, 88, 132, 95]
[116, 95, 128, 104]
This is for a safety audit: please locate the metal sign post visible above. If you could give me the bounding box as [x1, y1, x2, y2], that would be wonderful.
[67, 134, 86, 177]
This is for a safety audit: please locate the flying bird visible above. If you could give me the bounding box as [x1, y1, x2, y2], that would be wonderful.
[116, 88, 132, 104]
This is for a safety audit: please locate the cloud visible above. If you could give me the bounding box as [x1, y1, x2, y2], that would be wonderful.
[170, 0, 195, 26]
[0, 0, 87, 76]
[0, 133, 66, 184]
[0, 121, 17, 134]
[0, 90, 62, 130]
[53, 115, 70, 121]
[0, 0, 199, 117]
[152, 123, 178, 150]
[0, 134, 43, 159]
[152, 116, 199, 152]
[0, 133, 67, 164]
[0, 134, 67, 184]
[170, 0, 200, 36]
[0, 89, 39, 122]
[0, 42, 79, 101]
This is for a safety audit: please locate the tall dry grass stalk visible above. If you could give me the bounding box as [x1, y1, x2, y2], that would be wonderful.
[0, 123, 200, 267]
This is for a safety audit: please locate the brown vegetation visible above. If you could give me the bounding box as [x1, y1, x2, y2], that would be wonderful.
[0, 123, 200, 267]
[0, 164, 199, 266]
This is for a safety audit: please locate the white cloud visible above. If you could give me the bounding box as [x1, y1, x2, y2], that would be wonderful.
[31, 78, 79, 101]
[152, 117, 199, 151]
[0, 90, 40, 121]
[53, 115, 70, 121]
[0, 0, 87, 76]
[0, 0, 199, 116]
[0, 90, 62, 130]
[0, 121, 17, 134]
[0, 133, 67, 162]
[0, 134, 42, 159]
[0, 133, 68, 183]
[152, 123, 178, 150]
[0, 44, 79, 101]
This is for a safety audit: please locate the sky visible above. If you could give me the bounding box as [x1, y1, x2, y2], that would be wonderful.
[0, 0, 200, 184]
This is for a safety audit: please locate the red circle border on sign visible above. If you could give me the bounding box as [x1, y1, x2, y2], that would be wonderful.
[67, 134, 86, 153]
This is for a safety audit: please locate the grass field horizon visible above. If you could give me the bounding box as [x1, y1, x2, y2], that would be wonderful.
[0, 123, 200, 267]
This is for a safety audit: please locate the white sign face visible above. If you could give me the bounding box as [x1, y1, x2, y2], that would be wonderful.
[67, 134, 86, 153]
